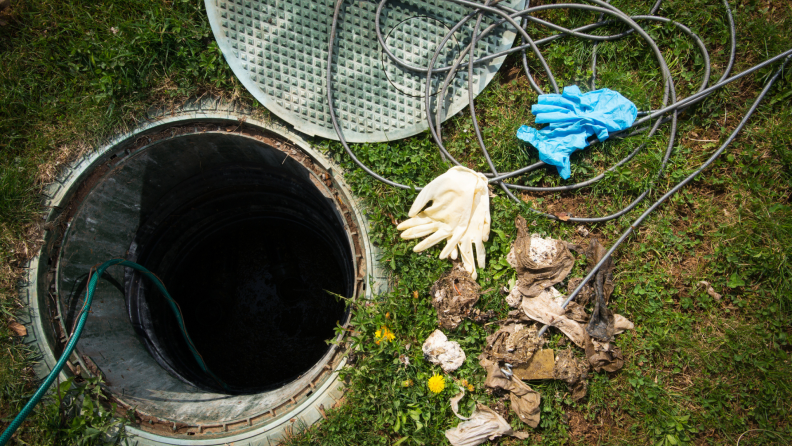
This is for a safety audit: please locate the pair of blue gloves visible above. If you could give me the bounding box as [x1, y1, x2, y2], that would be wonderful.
[516, 85, 637, 179]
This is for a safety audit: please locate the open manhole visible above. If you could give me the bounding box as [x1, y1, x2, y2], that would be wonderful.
[18, 102, 387, 445]
[125, 165, 353, 395]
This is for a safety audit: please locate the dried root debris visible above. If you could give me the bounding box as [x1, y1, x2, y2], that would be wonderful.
[468, 308, 495, 324]
[697, 280, 722, 300]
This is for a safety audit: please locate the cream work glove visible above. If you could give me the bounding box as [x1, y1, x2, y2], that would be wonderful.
[397, 166, 490, 279]
[454, 179, 490, 279]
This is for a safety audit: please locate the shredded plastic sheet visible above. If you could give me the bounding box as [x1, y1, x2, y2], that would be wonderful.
[516, 85, 637, 179]
[422, 329, 466, 372]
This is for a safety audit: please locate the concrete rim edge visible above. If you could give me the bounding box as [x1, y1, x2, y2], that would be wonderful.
[19, 100, 387, 445]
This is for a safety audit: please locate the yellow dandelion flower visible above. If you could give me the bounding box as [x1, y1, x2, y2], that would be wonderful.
[375, 326, 394, 344]
[427, 374, 445, 394]
[467, 384, 474, 392]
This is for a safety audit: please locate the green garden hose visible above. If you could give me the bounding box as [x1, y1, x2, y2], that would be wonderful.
[0, 259, 226, 446]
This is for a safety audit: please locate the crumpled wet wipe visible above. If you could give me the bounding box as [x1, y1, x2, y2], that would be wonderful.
[482, 321, 545, 366]
[520, 287, 587, 348]
[577, 315, 632, 373]
[569, 239, 616, 342]
[613, 314, 635, 334]
[446, 402, 511, 446]
[445, 401, 530, 446]
[585, 334, 625, 372]
[566, 277, 594, 306]
[553, 349, 589, 401]
[480, 358, 541, 428]
[516, 288, 633, 373]
[422, 329, 466, 372]
[509, 215, 575, 299]
[564, 300, 589, 323]
[431, 267, 482, 330]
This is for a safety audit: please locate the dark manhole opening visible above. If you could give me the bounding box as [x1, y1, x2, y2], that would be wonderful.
[125, 164, 353, 395]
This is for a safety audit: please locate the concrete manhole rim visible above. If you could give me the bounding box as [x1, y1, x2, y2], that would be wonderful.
[17, 101, 387, 445]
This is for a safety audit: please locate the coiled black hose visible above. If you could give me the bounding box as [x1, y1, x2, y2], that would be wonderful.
[325, 0, 791, 327]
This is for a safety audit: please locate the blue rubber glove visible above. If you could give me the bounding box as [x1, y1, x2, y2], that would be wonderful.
[516, 85, 637, 179]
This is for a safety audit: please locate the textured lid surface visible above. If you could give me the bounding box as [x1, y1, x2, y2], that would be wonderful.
[206, 0, 523, 142]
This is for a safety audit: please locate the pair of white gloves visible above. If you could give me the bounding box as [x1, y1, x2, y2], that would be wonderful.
[396, 166, 491, 279]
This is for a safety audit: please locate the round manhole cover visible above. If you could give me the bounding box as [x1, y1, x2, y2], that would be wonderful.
[381, 16, 461, 98]
[205, 0, 525, 142]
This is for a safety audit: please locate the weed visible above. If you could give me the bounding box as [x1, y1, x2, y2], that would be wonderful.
[43, 377, 130, 446]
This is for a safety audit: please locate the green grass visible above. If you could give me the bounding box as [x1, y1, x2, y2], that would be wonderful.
[1, 0, 791, 445]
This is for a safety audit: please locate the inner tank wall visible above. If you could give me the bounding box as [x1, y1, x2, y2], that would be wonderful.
[56, 131, 353, 424]
[126, 164, 353, 393]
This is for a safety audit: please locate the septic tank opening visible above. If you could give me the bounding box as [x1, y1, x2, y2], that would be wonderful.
[125, 164, 353, 395]
[35, 116, 381, 439]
